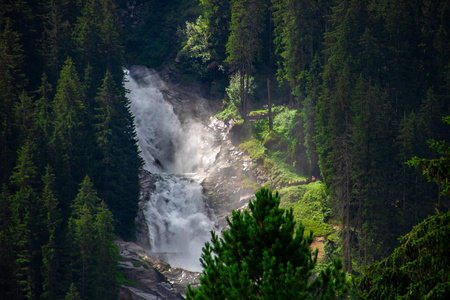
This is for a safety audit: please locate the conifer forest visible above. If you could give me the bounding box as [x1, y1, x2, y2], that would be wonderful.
[0, 0, 449, 299]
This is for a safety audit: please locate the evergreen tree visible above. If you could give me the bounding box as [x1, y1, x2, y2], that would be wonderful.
[67, 175, 118, 300]
[0, 17, 24, 186]
[40, 0, 73, 81]
[226, 0, 267, 120]
[64, 283, 81, 300]
[93, 69, 142, 239]
[41, 166, 63, 300]
[9, 140, 38, 299]
[200, 0, 231, 63]
[187, 187, 348, 299]
[50, 57, 89, 208]
[34, 72, 53, 143]
[14, 90, 34, 141]
[68, 176, 99, 299]
[92, 201, 118, 300]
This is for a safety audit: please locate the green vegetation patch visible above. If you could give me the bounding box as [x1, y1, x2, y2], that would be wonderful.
[239, 137, 266, 161]
[117, 267, 138, 288]
[263, 151, 307, 189]
[131, 259, 143, 267]
[278, 181, 332, 237]
[215, 100, 241, 122]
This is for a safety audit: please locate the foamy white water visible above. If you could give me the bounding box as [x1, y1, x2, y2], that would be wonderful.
[126, 67, 215, 271]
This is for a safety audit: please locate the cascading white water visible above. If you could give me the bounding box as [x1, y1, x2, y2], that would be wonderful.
[126, 67, 216, 271]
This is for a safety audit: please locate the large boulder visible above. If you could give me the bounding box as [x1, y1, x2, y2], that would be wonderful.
[117, 240, 201, 300]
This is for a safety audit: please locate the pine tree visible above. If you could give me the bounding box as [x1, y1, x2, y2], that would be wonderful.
[187, 187, 348, 299]
[14, 90, 34, 141]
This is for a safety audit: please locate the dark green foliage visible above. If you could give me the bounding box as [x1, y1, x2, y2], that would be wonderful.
[200, 0, 231, 63]
[64, 283, 81, 300]
[41, 166, 63, 300]
[8, 140, 38, 299]
[313, 0, 450, 271]
[353, 210, 450, 299]
[187, 187, 348, 299]
[0, 185, 16, 298]
[0, 16, 24, 186]
[68, 176, 118, 300]
[408, 117, 450, 203]
[350, 133, 450, 298]
[50, 57, 90, 207]
[122, 0, 201, 67]
[0, 0, 141, 297]
[226, 0, 267, 119]
[94, 69, 142, 239]
[40, 0, 73, 81]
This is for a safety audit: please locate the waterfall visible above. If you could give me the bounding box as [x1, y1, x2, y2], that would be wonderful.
[126, 67, 216, 271]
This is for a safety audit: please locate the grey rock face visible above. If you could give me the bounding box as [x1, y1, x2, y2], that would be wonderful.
[117, 241, 200, 300]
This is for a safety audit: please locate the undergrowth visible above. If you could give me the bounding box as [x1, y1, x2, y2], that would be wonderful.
[278, 182, 333, 237]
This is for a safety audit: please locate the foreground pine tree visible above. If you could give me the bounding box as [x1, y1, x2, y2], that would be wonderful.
[187, 187, 348, 299]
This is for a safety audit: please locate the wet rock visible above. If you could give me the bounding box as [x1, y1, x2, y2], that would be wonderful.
[135, 170, 159, 249]
[117, 241, 200, 300]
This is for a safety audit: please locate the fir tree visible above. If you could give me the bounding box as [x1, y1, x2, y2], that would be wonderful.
[187, 187, 348, 299]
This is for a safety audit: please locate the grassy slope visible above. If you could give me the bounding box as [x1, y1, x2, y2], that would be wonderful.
[220, 105, 335, 240]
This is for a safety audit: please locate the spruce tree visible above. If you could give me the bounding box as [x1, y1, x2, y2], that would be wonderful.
[50, 57, 89, 207]
[187, 187, 348, 299]
[9, 140, 38, 299]
[92, 201, 118, 300]
[68, 175, 118, 300]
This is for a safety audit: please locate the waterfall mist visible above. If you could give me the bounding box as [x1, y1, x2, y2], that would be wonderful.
[126, 67, 216, 271]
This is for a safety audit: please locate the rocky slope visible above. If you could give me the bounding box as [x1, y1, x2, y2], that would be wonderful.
[117, 240, 200, 300]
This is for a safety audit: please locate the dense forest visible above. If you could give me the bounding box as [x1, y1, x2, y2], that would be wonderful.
[0, 0, 141, 299]
[176, 0, 450, 272]
[1, 0, 449, 299]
